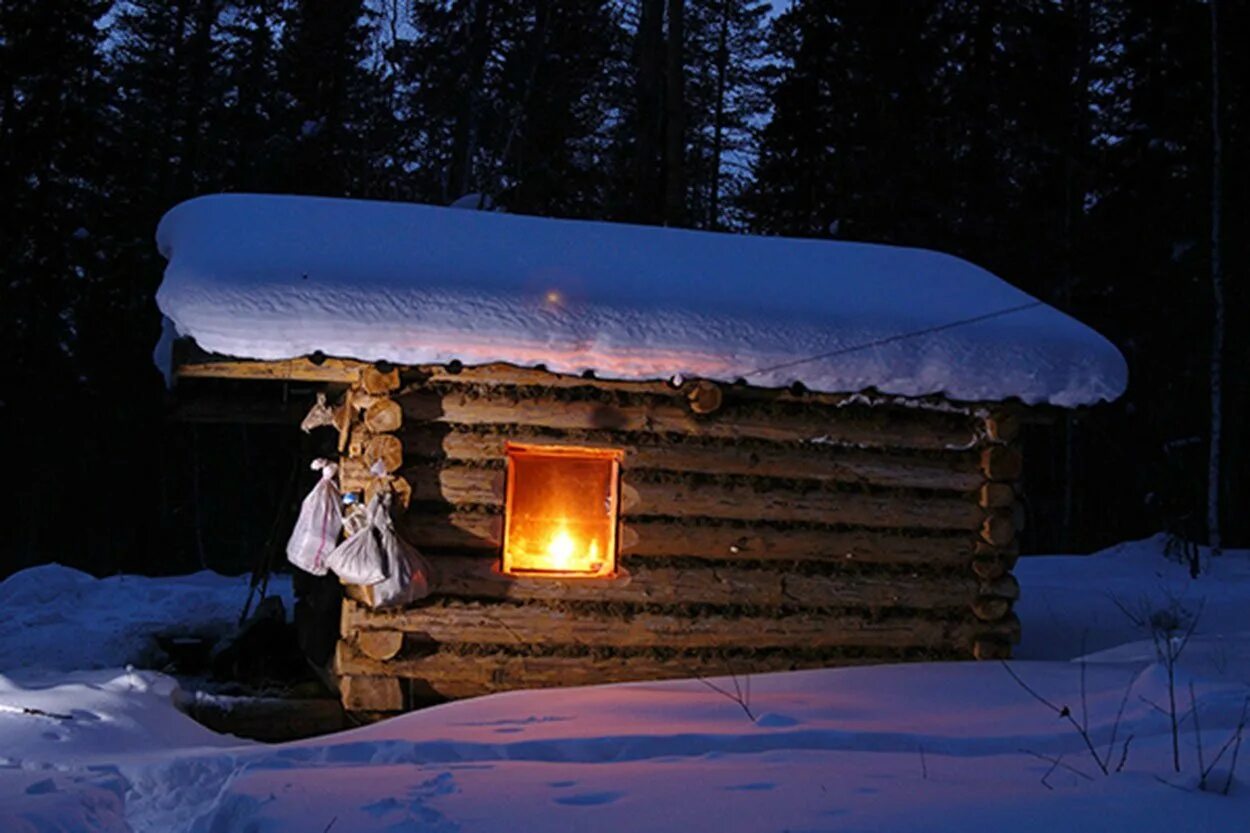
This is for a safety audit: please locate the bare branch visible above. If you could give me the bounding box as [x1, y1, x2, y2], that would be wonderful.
[1116, 735, 1134, 773]
[1221, 698, 1248, 796]
[1000, 661, 1064, 715]
[1105, 671, 1137, 764]
[1020, 749, 1094, 782]
[1191, 682, 1207, 789]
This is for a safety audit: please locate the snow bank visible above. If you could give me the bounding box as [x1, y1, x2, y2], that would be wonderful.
[0, 669, 241, 833]
[5, 663, 1247, 833]
[1015, 535, 1250, 682]
[5, 541, 1249, 832]
[0, 565, 292, 680]
[155, 194, 1127, 406]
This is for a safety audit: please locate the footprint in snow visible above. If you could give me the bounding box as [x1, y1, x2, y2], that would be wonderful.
[553, 791, 624, 807]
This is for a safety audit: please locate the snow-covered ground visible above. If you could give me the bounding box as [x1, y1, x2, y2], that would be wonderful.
[0, 566, 293, 682]
[2, 536, 1247, 832]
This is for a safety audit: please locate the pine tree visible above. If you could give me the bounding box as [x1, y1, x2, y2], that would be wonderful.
[746, 1, 944, 240]
[1, 0, 111, 372]
[217, 0, 288, 191]
[684, 0, 768, 229]
[396, 0, 624, 217]
[277, 0, 394, 196]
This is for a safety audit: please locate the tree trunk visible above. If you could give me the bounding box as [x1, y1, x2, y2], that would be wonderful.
[1207, 0, 1224, 553]
[1059, 0, 1091, 551]
[663, 0, 686, 225]
[450, 0, 492, 201]
[708, 0, 731, 229]
[634, 0, 665, 222]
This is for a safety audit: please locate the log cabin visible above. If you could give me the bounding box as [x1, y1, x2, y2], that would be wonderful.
[154, 194, 1127, 716]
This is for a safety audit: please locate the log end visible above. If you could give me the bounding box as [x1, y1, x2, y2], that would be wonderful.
[356, 629, 405, 662]
[362, 366, 401, 395]
[687, 380, 724, 415]
[972, 638, 1013, 661]
[341, 674, 404, 712]
[980, 513, 1015, 547]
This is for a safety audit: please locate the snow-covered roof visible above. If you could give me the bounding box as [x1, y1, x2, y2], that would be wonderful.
[155, 194, 1127, 406]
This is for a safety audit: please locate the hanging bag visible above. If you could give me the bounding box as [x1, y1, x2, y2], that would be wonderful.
[285, 459, 342, 576]
[324, 495, 390, 586]
[367, 492, 434, 609]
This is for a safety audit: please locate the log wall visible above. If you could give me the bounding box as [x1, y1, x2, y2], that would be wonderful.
[327, 363, 1023, 714]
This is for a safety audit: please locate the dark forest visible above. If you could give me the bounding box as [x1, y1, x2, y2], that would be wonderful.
[3, 0, 1246, 578]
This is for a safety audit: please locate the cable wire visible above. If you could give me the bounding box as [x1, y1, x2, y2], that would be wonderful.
[744, 300, 1044, 378]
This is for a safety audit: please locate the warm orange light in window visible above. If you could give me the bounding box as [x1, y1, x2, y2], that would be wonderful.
[502, 444, 622, 577]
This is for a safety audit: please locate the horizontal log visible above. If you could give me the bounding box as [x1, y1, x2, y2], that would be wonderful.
[175, 349, 995, 415]
[404, 465, 985, 531]
[339, 675, 404, 711]
[400, 390, 981, 452]
[416, 365, 994, 413]
[399, 512, 980, 567]
[402, 427, 986, 492]
[426, 555, 979, 609]
[420, 363, 683, 395]
[334, 643, 898, 699]
[176, 355, 363, 383]
[342, 599, 1005, 651]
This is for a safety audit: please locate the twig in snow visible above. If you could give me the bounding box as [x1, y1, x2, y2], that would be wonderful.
[1020, 749, 1094, 783]
[1038, 752, 1063, 790]
[1116, 735, 1134, 773]
[1001, 662, 1109, 775]
[1079, 631, 1091, 740]
[324, 817, 337, 833]
[1104, 670, 1137, 766]
[1106, 593, 1147, 628]
[1148, 597, 1205, 772]
[1153, 774, 1194, 793]
[1221, 698, 1248, 795]
[919, 744, 928, 780]
[1191, 682, 1207, 789]
[697, 659, 756, 723]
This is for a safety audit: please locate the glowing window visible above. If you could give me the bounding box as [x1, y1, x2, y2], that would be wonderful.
[502, 444, 622, 578]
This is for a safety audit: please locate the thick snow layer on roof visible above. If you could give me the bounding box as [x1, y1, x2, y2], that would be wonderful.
[155, 194, 1127, 406]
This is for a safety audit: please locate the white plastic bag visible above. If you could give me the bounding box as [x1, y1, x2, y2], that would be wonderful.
[324, 496, 389, 586]
[327, 494, 433, 608]
[368, 494, 433, 609]
[285, 459, 342, 576]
